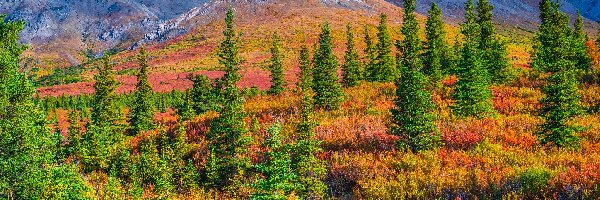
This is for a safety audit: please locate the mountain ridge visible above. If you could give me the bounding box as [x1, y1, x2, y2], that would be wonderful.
[1, 0, 598, 68]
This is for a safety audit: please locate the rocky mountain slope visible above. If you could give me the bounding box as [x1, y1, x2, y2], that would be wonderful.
[1, 0, 598, 68]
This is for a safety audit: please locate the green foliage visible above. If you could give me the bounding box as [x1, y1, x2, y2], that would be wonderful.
[367, 14, 399, 82]
[574, 12, 585, 40]
[66, 110, 83, 160]
[532, 0, 584, 148]
[363, 25, 377, 80]
[391, 0, 441, 152]
[312, 22, 344, 110]
[216, 8, 243, 91]
[423, 3, 449, 88]
[518, 167, 553, 196]
[477, 0, 511, 84]
[128, 47, 156, 135]
[538, 71, 583, 147]
[110, 127, 197, 198]
[81, 124, 125, 172]
[342, 23, 361, 87]
[297, 45, 313, 91]
[91, 53, 122, 127]
[36, 65, 83, 87]
[573, 12, 592, 71]
[83, 51, 126, 173]
[398, 0, 423, 71]
[0, 15, 91, 199]
[189, 74, 217, 114]
[252, 123, 300, 199]
[292, 92, 327, 199]
[205, 8, 253, 192]
[102, 176, 125, 199]
[447, 40, 462, 75]
[46, 165, 94, 199]
[269, 33, 286, 95]
[205, 84, 252, 191]
[452, 0, 496, 118]
[178, 91, 197, 121]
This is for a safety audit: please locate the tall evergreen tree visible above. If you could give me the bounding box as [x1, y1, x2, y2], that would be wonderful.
[342, 23, 361, 87]
[532, 0, 584, 148]
[297, 45, 313, 91]
[65, 110, 83, 159]
[251, 123, 300, 199]
[91, 52, 121, 126]
[83, 52, 125, 172]
[573, 12, 592, 71]
[269, 32, 286, 95]
[292, 91, 327, 199]
[452, 0, 496, 118]
[368, 14, 398, 82]
[128, 47, 156, 135]
[363, 25, 377, 80]
[477, 0, 510, 84]
[0, 15, 91, 199]
[574, 12, 585, 39]
[424, 3, 449, 87]
[312, 22, 344, 110]
[215, 8, 243, 91]
[205, 8, 252, 192]
[189, 74, 216, 114]
[392, 0, 441, 152]
[177, 91, 196, 121]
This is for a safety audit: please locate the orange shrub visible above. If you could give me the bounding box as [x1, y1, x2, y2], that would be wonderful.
[492, 86, 542, 115]
[316, 115, 398, 152]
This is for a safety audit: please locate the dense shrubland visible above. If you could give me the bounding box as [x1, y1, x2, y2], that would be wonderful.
[3, 0, 600, 199]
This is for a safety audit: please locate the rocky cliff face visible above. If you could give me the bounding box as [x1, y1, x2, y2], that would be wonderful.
[0, 0, 210, 58]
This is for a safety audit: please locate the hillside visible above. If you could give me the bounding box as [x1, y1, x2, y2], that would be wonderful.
[36, 0, 419, 96]
[3, 0, 600, 198]
[3, 0, 598, 70]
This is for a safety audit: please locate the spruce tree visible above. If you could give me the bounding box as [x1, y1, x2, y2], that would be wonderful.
[66, 110, 83, 159]
[297, 45, 313, 91]
[251, 123, 300, 199]
[128, 47, 156, 135]
[91, 52, 121, 126]
[269, 32, 286, 95]
[574, 12, 585, 39]
[532, 0, 584, 148]
[189, 74, 216, 114]
[177, 91, 196, 121]
[82, 51, 125, 172]
[312, 22, 344, 110]
[391, 0, 441, 152]
[573, 12, 592, 71]
[477, 0, 510, 84]
[363, 25, 377, 80]
[342, 23, 361, 87]
[368, 14, 398, 82]
[424, 3, 449, 87]
[205, 8, 252, 191]
[215, 8, 243, 91]
[292, 91, 327, 199]
[452, 0, 496, 118]
[0, 15, 91, 199]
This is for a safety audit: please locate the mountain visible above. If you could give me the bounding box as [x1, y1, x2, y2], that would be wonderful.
[1, 0, 598, 68]
[0, 0, 212, 66]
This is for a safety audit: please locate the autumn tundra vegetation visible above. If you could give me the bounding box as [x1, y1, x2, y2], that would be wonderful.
[3, 0, 600, 199]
